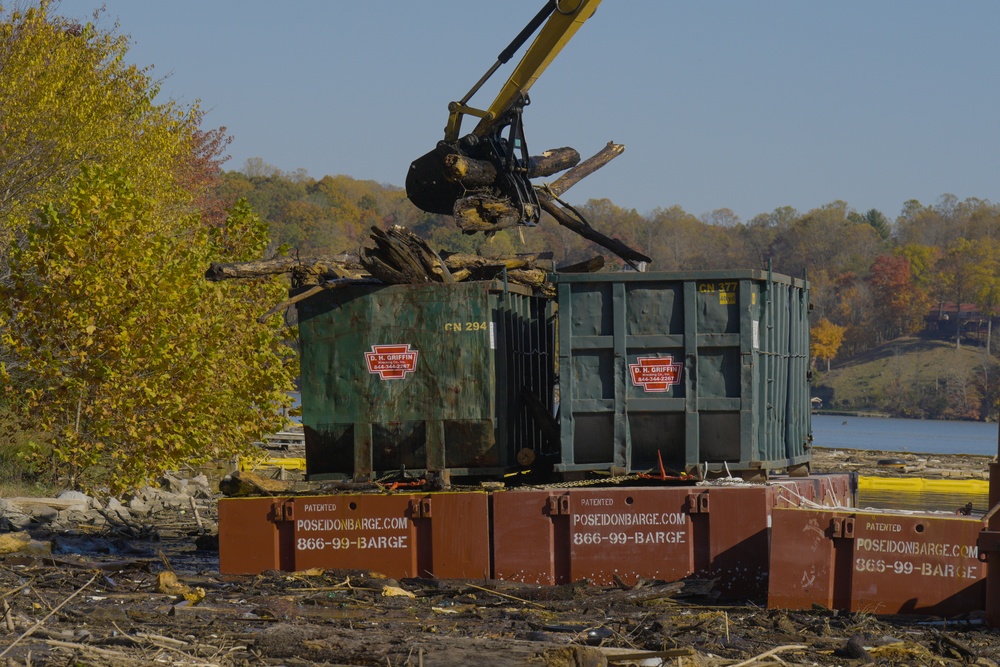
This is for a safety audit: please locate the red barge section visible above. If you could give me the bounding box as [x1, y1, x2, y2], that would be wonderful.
[219, 477, 857, 596]
[220, 475, 994, 618]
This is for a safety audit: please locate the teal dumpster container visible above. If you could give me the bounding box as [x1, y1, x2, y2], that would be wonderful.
[554, 270, 811, 480]
[296, 281, 555, 481]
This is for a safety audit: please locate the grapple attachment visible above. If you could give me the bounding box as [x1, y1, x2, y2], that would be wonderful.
[405, 143, 465, 216]
[406, 104, 540, 227]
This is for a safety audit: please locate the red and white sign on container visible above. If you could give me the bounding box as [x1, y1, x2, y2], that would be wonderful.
[629, 355, 682, 392]
[365, 344, 419, 380]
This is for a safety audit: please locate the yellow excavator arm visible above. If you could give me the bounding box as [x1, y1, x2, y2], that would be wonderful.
[445, 0, 603, 142]
[407, 0, 603, 225]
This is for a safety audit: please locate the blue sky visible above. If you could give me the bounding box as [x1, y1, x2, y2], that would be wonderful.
[52, 1, 1000, 223]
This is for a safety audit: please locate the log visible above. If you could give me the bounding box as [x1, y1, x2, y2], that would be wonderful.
[365, 227, 431, 282]
[528, 147, 581, 179]
[544, 141, 625, 198]
[205, 254, 362, 283]
[448, 141, 649, 269]
[452, 142, 615, 232]
[441, 252, 556, 295]
[441, 252, 551, 272]
[506, 268, 552, 292]
[453, 195, 526, 232]
[557, 255, 605, 273]
[204, 244, 558, 301]
[256, 278, 381, 323]
[443, 153, 496, 186]
[539, 196, 651, 270]
[361, 226, 455, 284]
[442, 147, 580, 188]
[530, 143, 649, 269]
[218, 470, 297, 497]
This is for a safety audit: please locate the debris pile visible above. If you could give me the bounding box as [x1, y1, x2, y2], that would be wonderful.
[0, 551, 996, 666]
[0, 472, 218, 553]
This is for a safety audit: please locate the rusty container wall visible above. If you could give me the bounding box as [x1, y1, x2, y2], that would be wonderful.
[220, 493, 491, 578]
[554, 270, 811, 479]
[296, 281, 554, 480]
[492, 487, 697, 587]
[491, 478, 852, 598]
[768, 508, 987, 615]
[981, 440, 1000, 627]
[288, 493, 491, 578]
[219, 497, 293, 575]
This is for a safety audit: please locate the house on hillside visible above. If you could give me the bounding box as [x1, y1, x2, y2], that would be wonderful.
[925, 302, 995, 344]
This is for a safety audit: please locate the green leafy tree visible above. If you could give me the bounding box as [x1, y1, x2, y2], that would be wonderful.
[936, 238, 977, 350]
[646, 205, 704, 270]
[735, 206, 799, 269]
[968, 238, 1000, 356]
[0, 4, 300, 492]
[848, 208, 891, 240]
[769, 201, 881, 279]
[1, 168, 295, 493]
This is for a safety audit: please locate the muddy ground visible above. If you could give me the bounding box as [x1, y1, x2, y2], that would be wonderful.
[0, 449, 997, 667]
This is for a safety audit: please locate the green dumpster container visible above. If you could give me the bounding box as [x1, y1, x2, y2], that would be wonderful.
[553, 270, 811, 480]
[296, 281, 555, 481]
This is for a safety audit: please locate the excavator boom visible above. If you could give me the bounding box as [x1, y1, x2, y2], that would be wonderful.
[406, 0, 602, 224]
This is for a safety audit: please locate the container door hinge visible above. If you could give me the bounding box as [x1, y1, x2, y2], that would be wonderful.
[976, 530, 1000, 563]
[831, 516, 855, 539]
[271, 499, 295, 523]
[408, 497, 432, 519]
[546, 494, 571, 516]
[685, 492, 710, 514]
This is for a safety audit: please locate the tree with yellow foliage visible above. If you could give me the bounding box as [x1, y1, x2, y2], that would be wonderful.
[0, 3, 207, 240]
[0, 4, 295, 492]
[811, 318, 847, 372]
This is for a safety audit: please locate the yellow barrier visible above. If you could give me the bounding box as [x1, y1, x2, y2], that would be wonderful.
[858, 476, 989, 494]
[240, 456, 307, 472]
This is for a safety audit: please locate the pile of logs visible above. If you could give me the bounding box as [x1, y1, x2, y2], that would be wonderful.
[206, 231, 589, 323]
[205, 142, 650, 322]
[361, 225, 562, 295]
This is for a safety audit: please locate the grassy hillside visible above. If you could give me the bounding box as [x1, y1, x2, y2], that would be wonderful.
[812, 336, 999, 421]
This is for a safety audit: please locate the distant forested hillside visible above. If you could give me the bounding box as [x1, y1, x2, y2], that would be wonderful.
[813, 337, 1000, 421]
[219, 159, 1000, 419]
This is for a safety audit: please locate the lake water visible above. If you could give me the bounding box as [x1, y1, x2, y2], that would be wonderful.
[812, 414, 995, 513]
[812, 414, 997, 456]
